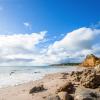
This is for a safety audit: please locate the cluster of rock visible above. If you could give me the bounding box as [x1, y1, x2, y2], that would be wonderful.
[80, 54, 100, 67]
[29, 64, 100, 100]
[29, 54, 100, 100]
[51, 66, 100, 100]
[29, 85, 45, 94]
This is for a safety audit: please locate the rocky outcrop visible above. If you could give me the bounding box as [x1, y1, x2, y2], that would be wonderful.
[80, 54, 100, 67]
[95, 64, 100, 73]
[80, 69, 100, 88]
[69, 68, 100, 89]
[29, 66, 100, 100]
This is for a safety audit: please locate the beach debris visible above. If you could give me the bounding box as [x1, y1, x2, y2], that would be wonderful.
[34, 71, 40, 73]
[10, 71, 15, 75]
[29, 84, 45, 94]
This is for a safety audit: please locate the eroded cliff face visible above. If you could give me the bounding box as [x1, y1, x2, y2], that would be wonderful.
[80, 54, 100, 67]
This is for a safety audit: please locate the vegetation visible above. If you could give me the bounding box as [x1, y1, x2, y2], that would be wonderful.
[50, 63, 80, 66]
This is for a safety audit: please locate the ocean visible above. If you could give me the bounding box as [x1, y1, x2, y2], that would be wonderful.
[0, 66, 81, 88]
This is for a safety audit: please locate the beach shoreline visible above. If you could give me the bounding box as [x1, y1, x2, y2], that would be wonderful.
[0, 65, 83, 89]
[0, 65, 100, 100]
[0, 72, 69, 100]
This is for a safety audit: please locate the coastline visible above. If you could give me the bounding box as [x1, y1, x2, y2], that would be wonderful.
[0, 67, 87, 100]
[0, 65, 83, 89]
[0, 66, 100, 100]
[0, 72, 69, 100]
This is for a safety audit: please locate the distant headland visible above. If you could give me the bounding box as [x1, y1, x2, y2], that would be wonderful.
[50, 54, 100, 67]
[50, 63, 80, 66]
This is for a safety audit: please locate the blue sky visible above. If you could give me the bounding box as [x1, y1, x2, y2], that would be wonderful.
[0, 0, 100, 35]
[0, 0, 100, 66]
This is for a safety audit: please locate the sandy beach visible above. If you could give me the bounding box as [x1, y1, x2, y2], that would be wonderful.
[0, 66, 85, 100]
[0, 65, 100, 100]
[0, 73, 70, 100]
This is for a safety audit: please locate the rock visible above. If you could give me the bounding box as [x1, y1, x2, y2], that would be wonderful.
[56, 82, 75, 94]
[70, 71, 75, 76]
[95, 64, 100, 73]
[10, 71, 15, 75]
[80, 54, 100, 67]
[71, 71, 83, 82]
[58, 92, 69, 100]
[29, 84, 45, 94]
[75, 88, 98, 100]
[80, 69, 100, 89]
[34, 71, 40, 73]
[81, 68, 94, 76]
[47, 94, 60, 100]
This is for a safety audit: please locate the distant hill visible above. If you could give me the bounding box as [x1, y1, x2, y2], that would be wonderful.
[50, 63, 80, 66]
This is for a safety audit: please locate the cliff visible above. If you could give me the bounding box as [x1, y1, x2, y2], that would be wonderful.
[80, 54, 100, 67]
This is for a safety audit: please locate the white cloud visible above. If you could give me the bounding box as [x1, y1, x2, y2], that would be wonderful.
[0, 27, 100, 66]
[23, 22, 31, 30]
[36, 27, 100, 65]
[49, 27, 100, 50]
[0, 31, 46, 66]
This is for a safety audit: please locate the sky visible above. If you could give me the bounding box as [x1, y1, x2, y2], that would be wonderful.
[0, 0, 100, 66]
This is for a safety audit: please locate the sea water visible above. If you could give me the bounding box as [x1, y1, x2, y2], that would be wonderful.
[0, 66, 82, 88]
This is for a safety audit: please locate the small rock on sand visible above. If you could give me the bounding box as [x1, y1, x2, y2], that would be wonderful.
[29, 84, 45, 94]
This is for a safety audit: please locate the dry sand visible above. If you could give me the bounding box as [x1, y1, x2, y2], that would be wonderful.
[0, 73, 69, 100]
[0, 67, 100, 100]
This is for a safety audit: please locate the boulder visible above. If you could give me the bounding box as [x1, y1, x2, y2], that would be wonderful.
[56, 82, 75, 94]
[75, 88, 99, 100]
[47, 94, 60, 100]
[80, 54, 100, 67]
[58, 92, 69, 100]
[29, 84, 45, 94]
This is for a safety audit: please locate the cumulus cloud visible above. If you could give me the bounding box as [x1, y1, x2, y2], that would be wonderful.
[49, 27, 100, 50]
[0, 27, 100, 66]
[0, 31, 46, 66]
[36, 27, 100, 65]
